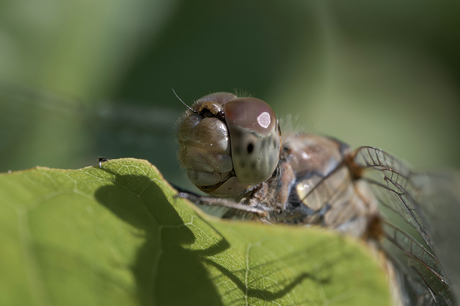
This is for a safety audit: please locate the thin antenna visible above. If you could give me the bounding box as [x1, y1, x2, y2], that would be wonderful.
[172, 88, 196, 113]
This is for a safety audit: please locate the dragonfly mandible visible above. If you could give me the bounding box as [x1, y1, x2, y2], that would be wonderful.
[176, 92, 455, 306]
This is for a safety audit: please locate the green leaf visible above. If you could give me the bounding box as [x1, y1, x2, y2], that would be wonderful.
[0, 158, 391, 306]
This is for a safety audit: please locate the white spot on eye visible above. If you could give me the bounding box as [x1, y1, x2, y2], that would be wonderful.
[257, 112, 271, 128]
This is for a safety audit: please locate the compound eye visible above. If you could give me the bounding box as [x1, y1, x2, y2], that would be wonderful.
[224, 98, 281, 185]
[197, 92, 238, 104]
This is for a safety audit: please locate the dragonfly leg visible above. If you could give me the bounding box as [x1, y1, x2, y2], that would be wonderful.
[176, 192, 268, 218]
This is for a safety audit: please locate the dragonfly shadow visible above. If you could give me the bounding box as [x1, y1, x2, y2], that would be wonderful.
[94, 169, 322, 305]
[94, 172, 224, 306]
[203, 258, 323, 302]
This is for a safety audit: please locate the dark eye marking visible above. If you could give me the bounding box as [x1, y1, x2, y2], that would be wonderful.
[200, 109, 213, 118]
[247, 143, 254, 154]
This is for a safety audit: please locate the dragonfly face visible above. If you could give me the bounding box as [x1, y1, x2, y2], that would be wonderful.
[177, 92, 281, 196]
[177, 92, 455, 306]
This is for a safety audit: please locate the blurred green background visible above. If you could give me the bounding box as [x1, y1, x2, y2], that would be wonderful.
[0, 0, 459, 191]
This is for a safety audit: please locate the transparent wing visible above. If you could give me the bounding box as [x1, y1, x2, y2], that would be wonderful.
[383, 222, 452, 305]
[352, 146, 455, 305]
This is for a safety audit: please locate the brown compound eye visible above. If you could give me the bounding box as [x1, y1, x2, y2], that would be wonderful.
[224, 98, 281, 185]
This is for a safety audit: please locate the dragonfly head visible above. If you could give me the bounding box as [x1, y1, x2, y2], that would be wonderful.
[177, 92, 281, 197]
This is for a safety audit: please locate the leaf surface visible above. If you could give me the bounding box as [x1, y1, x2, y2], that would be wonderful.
[0, 158, 390, 306]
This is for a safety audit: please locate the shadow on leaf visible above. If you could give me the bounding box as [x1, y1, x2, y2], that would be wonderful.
[95, 172, 224, 306]
[94, 170, 326, 305]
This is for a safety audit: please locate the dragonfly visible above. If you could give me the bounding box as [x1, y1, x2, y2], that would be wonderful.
[175, 92, 458, 306]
